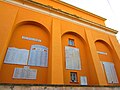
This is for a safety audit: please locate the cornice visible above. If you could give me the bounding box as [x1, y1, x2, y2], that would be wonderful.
[3, 0, 118, 35]
[53, 0, 106, 21]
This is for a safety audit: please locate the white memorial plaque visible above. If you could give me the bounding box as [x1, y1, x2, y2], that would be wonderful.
[103, 62, 119, 84]
[4, 47, 29, 65]
[80, 76, 87, 85]
[65, 46, 81, 70]
[28, 45, 48, 67]
[13, 67, 37, 79]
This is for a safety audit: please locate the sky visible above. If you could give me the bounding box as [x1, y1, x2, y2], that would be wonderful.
[61, 0, 120, 43]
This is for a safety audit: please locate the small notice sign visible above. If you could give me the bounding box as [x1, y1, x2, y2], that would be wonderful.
[22, 36, 41, 42]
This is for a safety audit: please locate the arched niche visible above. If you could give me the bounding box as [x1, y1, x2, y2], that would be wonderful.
[95, 40, 119, 84]
[1, 21, 50, 84]
[61, 31, 90, 85]
[95, 40, 113, 62]
[9, 21, 50, 49]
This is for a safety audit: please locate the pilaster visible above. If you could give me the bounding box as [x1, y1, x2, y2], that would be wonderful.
[0, 2, 18, 70]
[109, 35, 120, 82]
[85, 28, 107, 85]
[49, 18, 64, 84]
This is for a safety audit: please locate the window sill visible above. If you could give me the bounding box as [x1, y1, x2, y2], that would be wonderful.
[68, 45, 75, 47]
[70, 81, 79, 84]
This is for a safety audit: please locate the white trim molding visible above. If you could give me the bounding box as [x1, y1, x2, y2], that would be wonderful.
[3, 0, 117, 36]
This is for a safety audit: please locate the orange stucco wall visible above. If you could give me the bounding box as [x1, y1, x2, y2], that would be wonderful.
[33, 0, 106, 25]
[0, 1, 120, 85]
[62, 33, 90, 84]
[0, 22, 49, 84]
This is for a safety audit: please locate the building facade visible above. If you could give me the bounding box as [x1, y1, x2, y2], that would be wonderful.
[0, 0, 120, 85]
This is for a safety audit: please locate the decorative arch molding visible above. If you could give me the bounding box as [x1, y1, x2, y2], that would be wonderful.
[95, 39, 114, 63]
[95, 39, 113, 52]
[61, 31, 86, 45]
[14, 20, 50, 35]
[94, 38, 112, 47]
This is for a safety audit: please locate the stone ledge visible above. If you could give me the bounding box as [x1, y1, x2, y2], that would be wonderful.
[0, 83, 120, 87]
[0, 84, 120, 90]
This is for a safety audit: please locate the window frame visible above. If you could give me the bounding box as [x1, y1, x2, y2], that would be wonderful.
[68, 38, 75, 46]
[70, 72, 78, 83]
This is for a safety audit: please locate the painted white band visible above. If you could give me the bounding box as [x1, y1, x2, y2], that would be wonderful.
[3, 0, 115, 36]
